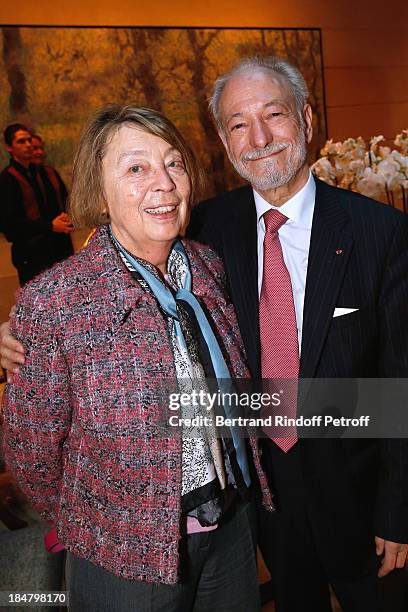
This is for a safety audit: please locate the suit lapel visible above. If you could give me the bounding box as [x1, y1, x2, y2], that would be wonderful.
[300, 179, 354, 378]
[222, 188, 260, 378]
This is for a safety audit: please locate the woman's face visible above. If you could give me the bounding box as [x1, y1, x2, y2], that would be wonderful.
[102, 125, 191, 260]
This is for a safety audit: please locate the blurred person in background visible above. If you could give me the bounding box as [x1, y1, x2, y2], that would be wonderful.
[30, 133, 47, 165]
[30, 132, 71, 231]
[0, 123, 73, 285]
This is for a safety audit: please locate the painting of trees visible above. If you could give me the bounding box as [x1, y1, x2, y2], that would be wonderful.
[0, 27, 326, 199]
[2, 27, 28, 117]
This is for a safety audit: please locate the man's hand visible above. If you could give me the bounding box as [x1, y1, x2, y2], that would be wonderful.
[52, 212, 73, 234]
[0, 320, 25, 382]
[375, 536, 408, 577]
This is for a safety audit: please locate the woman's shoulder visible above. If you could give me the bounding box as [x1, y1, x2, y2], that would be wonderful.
[182, 238, 223, 267]
[182, 238, 227, 291]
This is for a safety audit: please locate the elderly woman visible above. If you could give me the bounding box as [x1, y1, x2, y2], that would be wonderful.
[1, 105, 273, 612]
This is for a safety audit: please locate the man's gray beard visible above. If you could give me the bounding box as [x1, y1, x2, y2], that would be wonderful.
[228, 133, 307, 191]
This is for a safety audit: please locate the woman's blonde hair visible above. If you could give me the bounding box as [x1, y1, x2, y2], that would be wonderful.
[69, 105, 205, 228]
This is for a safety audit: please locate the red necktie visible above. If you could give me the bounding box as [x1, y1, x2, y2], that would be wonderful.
[259, 209, 299, 452]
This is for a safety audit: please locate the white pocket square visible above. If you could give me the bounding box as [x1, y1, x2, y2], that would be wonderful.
[333, 307, 359, 318]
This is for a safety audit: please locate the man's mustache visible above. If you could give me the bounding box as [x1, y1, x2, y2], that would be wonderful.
[242, 142, 288, 162]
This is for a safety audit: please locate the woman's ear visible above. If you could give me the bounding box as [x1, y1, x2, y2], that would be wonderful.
[100, 200, 110, 222]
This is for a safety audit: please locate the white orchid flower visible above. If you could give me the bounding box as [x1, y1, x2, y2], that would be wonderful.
[311, 157, 337, 185]
[357, 168, 385, 198]
[378, 146, 391, 158]
[377, 159, 401, 188]
[349, 160, 366, 175]
[391, 150, 408, 173]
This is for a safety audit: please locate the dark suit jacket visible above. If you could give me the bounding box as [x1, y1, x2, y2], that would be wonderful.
[188, 176, 408, 577]
[0, 160, 72, 283]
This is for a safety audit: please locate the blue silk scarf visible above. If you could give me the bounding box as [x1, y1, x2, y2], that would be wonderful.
[110, 231, 251, 488]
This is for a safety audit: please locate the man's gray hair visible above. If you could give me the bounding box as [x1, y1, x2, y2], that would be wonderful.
[209, 56, 309, 131]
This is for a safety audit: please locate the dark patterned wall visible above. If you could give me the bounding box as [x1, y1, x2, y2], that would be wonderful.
[0, 26, 326, 199]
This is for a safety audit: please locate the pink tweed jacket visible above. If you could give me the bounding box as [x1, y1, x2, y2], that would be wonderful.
[2, 225, 273, 584]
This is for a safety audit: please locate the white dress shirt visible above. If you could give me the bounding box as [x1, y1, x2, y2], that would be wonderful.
[254, 172, 316, 350]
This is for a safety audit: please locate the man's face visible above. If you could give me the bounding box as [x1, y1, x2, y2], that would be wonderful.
[6, 130, 33, 166]
[218, 69, 313, 192]
[31, 137, 46, 165]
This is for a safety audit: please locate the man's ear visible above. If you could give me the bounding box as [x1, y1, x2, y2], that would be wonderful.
[303, 104, 313, 144]
[5, 144, 13, 156]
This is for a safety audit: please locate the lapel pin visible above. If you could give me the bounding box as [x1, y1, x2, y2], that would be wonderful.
[335, 249, 343, 255]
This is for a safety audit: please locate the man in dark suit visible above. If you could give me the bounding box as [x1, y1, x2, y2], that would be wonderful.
[0, 123, 73, 285]
[187, 57, 408, 611]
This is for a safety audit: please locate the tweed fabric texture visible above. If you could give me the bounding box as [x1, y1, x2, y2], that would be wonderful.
[112, 235, 228, 526]
[2, 225, 273, 584]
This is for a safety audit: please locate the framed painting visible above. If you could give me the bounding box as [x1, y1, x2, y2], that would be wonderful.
[0, 26, 327, 200]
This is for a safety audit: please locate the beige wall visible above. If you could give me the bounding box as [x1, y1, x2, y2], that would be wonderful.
[1, 0, 407, 143]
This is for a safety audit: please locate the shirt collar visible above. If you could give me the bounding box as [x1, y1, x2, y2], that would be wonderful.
[10, 158, 37, 176]
[254, 171, 315, 230]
